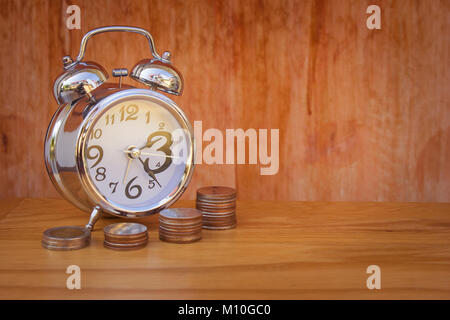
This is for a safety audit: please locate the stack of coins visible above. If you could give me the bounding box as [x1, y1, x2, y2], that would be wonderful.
[159, 208, 202, 243]
[196, 186, 237, 230]
[103, 222, 148, 250]
[42, 226, 91, 250]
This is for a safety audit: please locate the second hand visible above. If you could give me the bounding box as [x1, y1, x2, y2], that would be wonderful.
[123, 150, 181, 159]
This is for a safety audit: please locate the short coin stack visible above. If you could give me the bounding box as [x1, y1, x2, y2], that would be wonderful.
[103, 222, 148, 250]
[159, 208, 202, 243]
[196, 186, 237, 230]
[42, 226, 91, 250]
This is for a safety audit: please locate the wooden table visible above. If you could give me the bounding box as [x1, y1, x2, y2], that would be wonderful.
[0, 198, 449, 299]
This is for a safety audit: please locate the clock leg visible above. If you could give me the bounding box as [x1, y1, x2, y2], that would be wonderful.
[85, 206, 103, 231]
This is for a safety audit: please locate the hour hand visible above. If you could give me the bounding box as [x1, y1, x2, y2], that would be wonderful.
[138, 157, 161, 188]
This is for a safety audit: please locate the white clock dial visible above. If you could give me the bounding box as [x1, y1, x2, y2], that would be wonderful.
[83, 97, 191, 212]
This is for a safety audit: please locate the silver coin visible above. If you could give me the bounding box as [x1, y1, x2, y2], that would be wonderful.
[42, 226, 90, 251]
[104, 222, 147, 236]
[203, 223, 237, 230]
[197, 204, 236, 210]
[197, 186, 237, 199]
[159, 233, 202, 243]
[196, 197, 236, 204]
[159, 208, 202, 220]
[104, 240, 148, 250]
[201, 210, 236, 215]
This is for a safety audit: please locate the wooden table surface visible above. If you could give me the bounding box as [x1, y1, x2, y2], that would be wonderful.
[0, 198, 449, 299]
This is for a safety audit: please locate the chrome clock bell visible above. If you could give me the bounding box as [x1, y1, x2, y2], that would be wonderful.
[45, 26, 194, 232]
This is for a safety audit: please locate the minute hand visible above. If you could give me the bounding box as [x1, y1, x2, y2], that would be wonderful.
[122, 150, 180, 159]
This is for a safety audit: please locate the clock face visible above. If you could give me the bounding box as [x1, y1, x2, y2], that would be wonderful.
[83, 96, 192, 213]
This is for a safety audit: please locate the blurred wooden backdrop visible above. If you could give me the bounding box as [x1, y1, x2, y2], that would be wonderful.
[0, 0, 448, 202]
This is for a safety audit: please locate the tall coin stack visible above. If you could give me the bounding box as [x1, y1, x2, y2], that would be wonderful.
[159, 208, 202, 243]
[196, 186, 237, 230]
[103, 222, 148, 250]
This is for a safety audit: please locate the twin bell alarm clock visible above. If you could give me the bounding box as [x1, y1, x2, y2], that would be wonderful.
[44, 26, 195, 233]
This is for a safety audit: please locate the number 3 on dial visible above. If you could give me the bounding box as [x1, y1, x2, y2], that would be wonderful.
[143, 131, 173, 174]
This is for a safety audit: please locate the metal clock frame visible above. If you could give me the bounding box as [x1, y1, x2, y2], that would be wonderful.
[45, 87, 195, 227]
[45, 26, 193, 230]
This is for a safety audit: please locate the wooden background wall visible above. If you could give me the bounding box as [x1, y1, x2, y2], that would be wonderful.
[0, 0, 449, 202]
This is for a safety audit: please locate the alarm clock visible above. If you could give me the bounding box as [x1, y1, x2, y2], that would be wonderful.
[45, 26, 194, 230]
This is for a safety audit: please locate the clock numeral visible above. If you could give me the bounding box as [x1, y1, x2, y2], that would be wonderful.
[148, 179, 156, 190]
[143, 131, 173, 175]
[90, 128, 102, 139]
[109, 181, 118, 193]
[145, 111, 150, 124]
[120, 104, 139, 121]
[125, 176, 142, 199]
[105, 114, 115, 125]
[86, 145, 103, 168]
[95, 167, 106, 181]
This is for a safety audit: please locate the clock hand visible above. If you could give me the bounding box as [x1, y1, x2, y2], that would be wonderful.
[123, 158, 132, 184]
[123, 149, 179, 159]
[122, 146, 140, 184]
[138, 157, 161, 188]
[139, 151, 181, 159]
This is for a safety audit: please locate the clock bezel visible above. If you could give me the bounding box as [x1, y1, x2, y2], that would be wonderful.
[76, 88, 195, 218]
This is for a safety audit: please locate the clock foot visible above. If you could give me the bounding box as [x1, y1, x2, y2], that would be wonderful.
[85, 206, 102, 231]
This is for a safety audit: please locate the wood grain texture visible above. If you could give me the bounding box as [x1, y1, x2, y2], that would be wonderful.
[0, 198, 449, 299]
[0, 198, 23, 220]
[0, 0, 448, 201]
